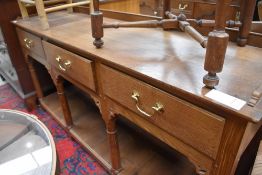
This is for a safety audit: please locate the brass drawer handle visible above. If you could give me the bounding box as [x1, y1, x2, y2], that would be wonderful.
[179, 3, 188, 10]
[23, 38, 33, 49]
[131, 91, 164, 118]
[55, 56, 71, 72]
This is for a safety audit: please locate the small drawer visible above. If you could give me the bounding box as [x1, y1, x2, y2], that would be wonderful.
[43, 41, 96, 91]
[16, 28, 45, 59]
[101, 65, 225, 159]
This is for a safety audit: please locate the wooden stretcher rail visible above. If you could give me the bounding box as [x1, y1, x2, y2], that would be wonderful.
[45, 1, 90, 13]
[20, 0, 35, 5]
[21, 0, 68, 6]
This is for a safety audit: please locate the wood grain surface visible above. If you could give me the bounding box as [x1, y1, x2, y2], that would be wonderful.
[13, 12, 262, 123]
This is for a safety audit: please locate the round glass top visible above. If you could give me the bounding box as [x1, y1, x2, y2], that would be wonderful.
[0, 109, 56, 175]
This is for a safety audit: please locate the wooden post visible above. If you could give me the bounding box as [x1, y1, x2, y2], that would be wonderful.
[55, 76, 73, 128]
[91, 0, 104, 48]
[237, 0, 257, 46]
[89, 0, 94, 14]
[17, 0, 29, 18]
[106, 112, 122, 174]
[26, 57, 44, 99]
[203, 0, 231, 88]
[259, 1, 262, 21]
[67, 0, 73, 13]
[35, 0, 50, 30]
[163, 0, 171, 19]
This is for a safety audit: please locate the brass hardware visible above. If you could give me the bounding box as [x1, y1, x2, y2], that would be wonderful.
[23, 38, 33, 49]
[55, 55, 62, 62]
[235, 11, 240, 21]
[55, 55, 71, 72]
[152, 102, 164, 112]
[179, 3, 188, 10]
[131, 91, 164, 118]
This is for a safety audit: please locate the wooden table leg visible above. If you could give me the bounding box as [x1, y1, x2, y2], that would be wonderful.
[163, 0, 171, 19]
[106, 112, 122, 174]
[26, 57, 44, 99]
[91, 0, 104, 48]
[237, 0, 257, 46]
[54, 76, 73, 129]
[203, 0, 230, 88]
[24, 94, 37, 111]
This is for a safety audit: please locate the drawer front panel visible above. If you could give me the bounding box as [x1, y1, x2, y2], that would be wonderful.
[193, 3, 238, 20]
[101, 65, 225, 159]
[16, 28, 45, 59]
[43, 41, 96, 91]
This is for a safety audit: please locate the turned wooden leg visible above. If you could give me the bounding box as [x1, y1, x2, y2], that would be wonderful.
[237, 0, 257, 47]
[55, 76, 73, 129]
[35, 0, 49, 30]
[163, 0, 171, 18]
[26, 58, 44, 99]
[203, 31, 228, 88]
[91, 0, 104, 48]
[106, 112, 122, 174]
[24, 94, 37, 111]
[203, 0, 230, 88]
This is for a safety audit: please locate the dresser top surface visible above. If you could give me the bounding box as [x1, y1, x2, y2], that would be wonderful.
[14, 12, 262, 122]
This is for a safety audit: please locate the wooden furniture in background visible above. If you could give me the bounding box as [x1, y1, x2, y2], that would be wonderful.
[17, 0, 90, 29]
[139, 0, 241, 20]
[91, 0, 255, 89]
[13, 11, 262, 175]
[99, 0, 140, 14]
[259, 1, 262, 21]
[0, 0, 36, 110]
[72, 3, 262, 48]
[237, 0, 257, 46]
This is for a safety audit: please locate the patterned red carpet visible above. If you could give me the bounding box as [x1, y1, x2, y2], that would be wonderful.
[0, 84, 108, 175]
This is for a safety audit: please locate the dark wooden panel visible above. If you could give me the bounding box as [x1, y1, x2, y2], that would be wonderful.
[0, 0, 34, 94]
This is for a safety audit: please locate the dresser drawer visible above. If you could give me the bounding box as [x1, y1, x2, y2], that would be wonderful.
[101, 65, 225, 159]
[43, 41, 96, 91]
[16, 28, 45, 60]
[193, 3, 238, 20]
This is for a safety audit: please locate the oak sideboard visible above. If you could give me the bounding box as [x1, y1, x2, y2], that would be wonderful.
[13, 11, 262, 175]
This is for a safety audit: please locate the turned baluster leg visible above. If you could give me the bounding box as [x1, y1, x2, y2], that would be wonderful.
[35, 0, 49, 30]
[55, 76, 73, 129]
[106, 112, 121, 174]
[237, 0, 257, 46]
[203, 0, 231, 88]
[91, 0, 104, 48]
[163, 0, 171, 19]
[26, 57, 44, 99]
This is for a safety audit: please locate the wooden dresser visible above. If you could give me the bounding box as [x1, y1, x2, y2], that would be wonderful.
[140, 0, 240, 20]
[13, 11, 262, 175]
